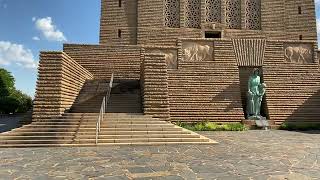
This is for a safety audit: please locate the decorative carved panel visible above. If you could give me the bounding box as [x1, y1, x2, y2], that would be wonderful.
[232, 39, 266, 66]
[245, 0, 261, 30]
[182, 42, 213, 61]
[185, 0, 201, 28]
[164, 0, 180, 28]
[284, 43, 314, 64]
[148, 49, 178, 69]
[205, 0, 221, 23]
[225, 0, 241, 29]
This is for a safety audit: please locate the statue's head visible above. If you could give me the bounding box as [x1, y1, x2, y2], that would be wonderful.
[253, 68, 260, 76]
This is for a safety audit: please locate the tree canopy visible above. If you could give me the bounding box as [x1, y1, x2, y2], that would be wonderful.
[0, 68, 32, 114]
[0, 68, 15, 97]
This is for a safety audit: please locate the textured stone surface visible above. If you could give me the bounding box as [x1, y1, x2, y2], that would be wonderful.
[1, 130, 319, 179]
[100, 0, 317, 46]
[141, 53, 170, 121]
[33, 0, 320, 124]
[63, 44, 142, 80]
[33, 52, 93, 120]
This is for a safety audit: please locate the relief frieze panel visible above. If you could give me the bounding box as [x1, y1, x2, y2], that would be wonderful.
[284, 43, 313, 64]
[182, 41, 213, 61]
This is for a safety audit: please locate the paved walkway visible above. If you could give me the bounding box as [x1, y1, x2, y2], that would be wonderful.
[0, 130, 319, 180]
[0, 115, 23, 133]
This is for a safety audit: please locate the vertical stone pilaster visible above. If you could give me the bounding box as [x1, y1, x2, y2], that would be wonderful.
[140, 53, 170, 121]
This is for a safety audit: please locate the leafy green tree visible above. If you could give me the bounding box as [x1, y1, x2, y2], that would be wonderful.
[11, 90, 32, 113]
[0, 96, 20, 114]
[0, 68, 15, 97]
[0, 68, 32, 114]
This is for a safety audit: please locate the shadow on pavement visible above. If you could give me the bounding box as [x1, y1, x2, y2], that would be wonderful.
[0, 115, 23, 133]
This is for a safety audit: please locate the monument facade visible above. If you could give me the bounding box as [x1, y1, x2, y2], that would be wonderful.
[33, 0, 320, 126]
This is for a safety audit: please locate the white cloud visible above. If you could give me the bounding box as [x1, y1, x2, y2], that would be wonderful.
[32, 17, 36, 22]
[0, 41, 38, 69]
[32, 36, 40, 41]
[34, 17, 67, 42]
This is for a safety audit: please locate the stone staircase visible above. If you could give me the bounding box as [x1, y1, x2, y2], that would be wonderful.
[0, 79, 215, 147]
[0, 113, 216, 147]
[69, 79, 108, 113]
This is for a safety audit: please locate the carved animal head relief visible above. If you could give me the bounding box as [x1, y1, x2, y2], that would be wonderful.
[182, 41, 213, 61]
[284, 43, 313, 64]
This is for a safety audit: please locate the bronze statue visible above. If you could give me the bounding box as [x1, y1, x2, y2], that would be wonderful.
[247, 68, 267, 120]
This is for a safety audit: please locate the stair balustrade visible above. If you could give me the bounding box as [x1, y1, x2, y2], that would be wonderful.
[96, 73, 114, 144]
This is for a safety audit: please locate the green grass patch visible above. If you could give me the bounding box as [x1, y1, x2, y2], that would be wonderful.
[279, 123, 320, 131]
[176, 122, 248, 131]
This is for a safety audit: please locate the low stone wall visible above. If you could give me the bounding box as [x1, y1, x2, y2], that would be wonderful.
[33, 52, 93, 120]
[63, 44, 142, 80]
[140, 52, 170, 121]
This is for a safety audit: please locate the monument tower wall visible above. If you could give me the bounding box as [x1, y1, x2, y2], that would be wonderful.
[97, 0, 316, 46]
[100, 0, 138, 45]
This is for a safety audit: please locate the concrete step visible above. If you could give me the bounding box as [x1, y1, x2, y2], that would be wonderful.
[21, 124, 175, 128]
[1, 130, 192, 136]
[75, 138, 210, 144]
[30, 121, 169, 125]
[9, 127, 184, 132]
[0, 135, 74, 140]
[85, 134, 201, 139]
[0, 139, 73, 144]
[0, 111, 216, 146]
[31, 119, 164, 123]
[0, 134, 201, 140]
[0, 141, 216, 148]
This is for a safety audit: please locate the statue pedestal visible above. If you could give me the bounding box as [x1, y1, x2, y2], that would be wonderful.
[247, 116, 269, 130]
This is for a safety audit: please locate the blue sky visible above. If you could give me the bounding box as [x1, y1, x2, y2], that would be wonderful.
[0, 0, 319, 97]
[0, 0, 100, 97]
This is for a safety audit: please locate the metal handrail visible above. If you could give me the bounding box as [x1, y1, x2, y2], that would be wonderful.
[96, 73, 114, 144]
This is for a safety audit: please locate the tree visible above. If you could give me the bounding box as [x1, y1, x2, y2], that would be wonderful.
[0, 68, 32, 114]
[0, 68, 15, 97]
[0, 96, 19, 114]
[11, 90, 32, 113]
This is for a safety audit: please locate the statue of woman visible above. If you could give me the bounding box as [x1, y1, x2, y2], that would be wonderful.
[247, 69, 266, 119]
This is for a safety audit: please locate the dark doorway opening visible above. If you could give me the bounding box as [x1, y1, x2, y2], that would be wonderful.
[238, 66, 269, 119]
[205, 31, 221, 38]
[107, 80, 142, 113]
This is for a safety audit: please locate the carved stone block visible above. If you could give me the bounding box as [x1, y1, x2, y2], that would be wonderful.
[284, 43, 313, 64]
[182, 41, 213, 61]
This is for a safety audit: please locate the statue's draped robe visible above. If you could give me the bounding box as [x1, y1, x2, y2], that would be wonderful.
[247, 75, 261, 116]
